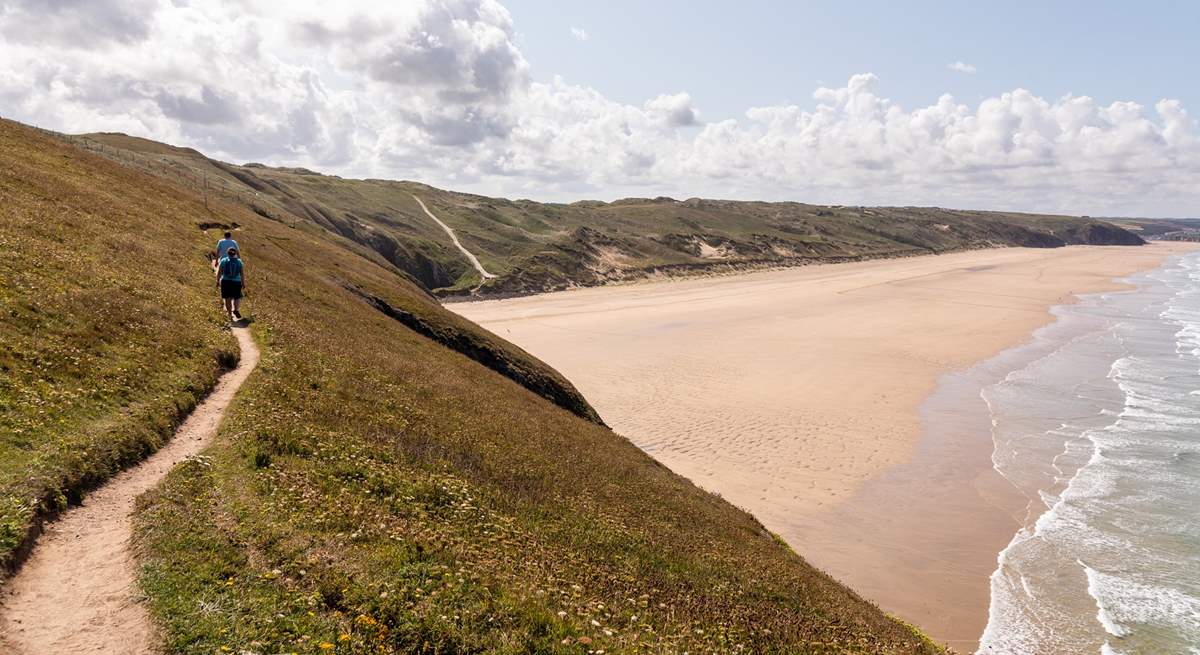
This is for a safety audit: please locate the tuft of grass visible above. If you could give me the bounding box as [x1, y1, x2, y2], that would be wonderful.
[5, 118, 945, 653]
[887, 615, 950, 653]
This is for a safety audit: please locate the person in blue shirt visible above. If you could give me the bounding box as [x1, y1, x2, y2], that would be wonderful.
[213, 231, 238, 270]
[215, 247, 246, 322]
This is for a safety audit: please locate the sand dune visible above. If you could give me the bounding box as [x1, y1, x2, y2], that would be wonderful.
[451, 243, 1197, 648]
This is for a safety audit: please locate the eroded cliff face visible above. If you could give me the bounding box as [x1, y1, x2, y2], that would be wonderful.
[355, 289, 606, 426]
[1054, 221, 1147, 246]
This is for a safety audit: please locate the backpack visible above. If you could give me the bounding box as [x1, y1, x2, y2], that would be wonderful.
[221, 257, 243, 280]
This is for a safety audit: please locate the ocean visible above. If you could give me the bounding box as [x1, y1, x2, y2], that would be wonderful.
[975, 250, 1200, 654]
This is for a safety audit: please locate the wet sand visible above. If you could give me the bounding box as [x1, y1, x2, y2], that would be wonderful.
[450, 243, 1197, 650]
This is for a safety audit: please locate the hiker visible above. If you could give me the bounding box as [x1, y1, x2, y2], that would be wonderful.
[215, 247, 245, 322]
[213, 231, 238, 270]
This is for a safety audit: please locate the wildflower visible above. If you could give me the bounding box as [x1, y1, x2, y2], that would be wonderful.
[319, 643, 334, 650]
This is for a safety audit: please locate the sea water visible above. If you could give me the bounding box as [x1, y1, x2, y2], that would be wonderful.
[976, 250, 1200, 654]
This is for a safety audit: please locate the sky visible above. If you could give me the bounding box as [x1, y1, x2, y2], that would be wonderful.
[1, 0, 1197, 216]
[504, 1, 1200, 123]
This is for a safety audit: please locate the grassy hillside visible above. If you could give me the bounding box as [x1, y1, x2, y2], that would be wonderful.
[2, 119, 944, 653]
[1109, 217, 1200, 240]
[79, 131, 1142, 298]
[0, 123, 237, 574]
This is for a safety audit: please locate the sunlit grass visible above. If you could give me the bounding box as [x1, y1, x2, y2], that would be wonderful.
[4, 119, 944, 653]
[0, 120, 236, 573]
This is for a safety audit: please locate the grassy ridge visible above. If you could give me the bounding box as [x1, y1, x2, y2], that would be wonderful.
[0, 120, 237, 575]
[4, 118, 943, 653]
[81, 132, 1142, 300]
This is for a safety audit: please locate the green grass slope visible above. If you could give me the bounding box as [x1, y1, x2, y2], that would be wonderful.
[1109, 217, 1200, 240]
[0, 123, 238, 575]
[2, 118, 943, 653]
[79, 131, 1143, 299]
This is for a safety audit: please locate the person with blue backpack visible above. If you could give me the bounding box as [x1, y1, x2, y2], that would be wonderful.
[215, 246, 246, 322]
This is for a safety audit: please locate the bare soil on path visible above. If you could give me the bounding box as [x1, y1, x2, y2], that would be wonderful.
[0, 325, 259, 655]
[412, 194, 497, 280]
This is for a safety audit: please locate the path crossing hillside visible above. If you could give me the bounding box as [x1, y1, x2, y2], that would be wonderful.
[0, 326, 260, 655]
[412, 194, 497, 281]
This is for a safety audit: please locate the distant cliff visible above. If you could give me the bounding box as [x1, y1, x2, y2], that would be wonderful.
[80, 131, 1144, 299]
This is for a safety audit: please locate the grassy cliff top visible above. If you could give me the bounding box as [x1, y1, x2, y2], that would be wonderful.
[79, 131, 1142, 299]
[2, 119, 944, 653]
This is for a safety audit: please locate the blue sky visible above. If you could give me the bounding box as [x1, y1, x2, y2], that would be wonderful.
[1, 0, 1197, 215]
[505, 0, 1199, 124]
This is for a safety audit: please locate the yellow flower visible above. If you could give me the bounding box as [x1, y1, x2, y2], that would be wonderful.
[339, 633, 351, 642]
[319, 643, 335, 650]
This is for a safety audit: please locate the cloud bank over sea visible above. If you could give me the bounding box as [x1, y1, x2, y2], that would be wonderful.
[2, 0, 1197, 214]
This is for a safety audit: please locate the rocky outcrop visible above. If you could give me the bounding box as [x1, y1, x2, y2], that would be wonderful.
[1054, 222, 1146, 246]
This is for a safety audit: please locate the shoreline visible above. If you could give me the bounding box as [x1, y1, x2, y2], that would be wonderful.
[974, 252, 1200, 652]
[784, 344, 1031, 652]
[778, 245, 1200, 651]
[448, 243, 1199, 650]
[438, 244, 1012, 303]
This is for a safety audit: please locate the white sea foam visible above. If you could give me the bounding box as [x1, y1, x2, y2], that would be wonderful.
[1082, 560, 1200, 638]
[1082, 561, 1132, 638]
[978, 251, 1200, 654]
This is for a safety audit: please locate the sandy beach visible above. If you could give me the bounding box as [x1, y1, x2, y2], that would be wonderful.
[451, 243, 1197, 650]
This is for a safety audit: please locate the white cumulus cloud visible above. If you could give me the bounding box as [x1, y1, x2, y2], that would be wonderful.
[949, 61, 978, 74]
[646, 92, 699, 127]
[570, 26, 588, 41]
[0, 0, 1196, 216]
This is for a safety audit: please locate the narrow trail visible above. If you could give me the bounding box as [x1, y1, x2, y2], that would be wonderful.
[412, 194, 497, 280]
[0, 325, 260, 655]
